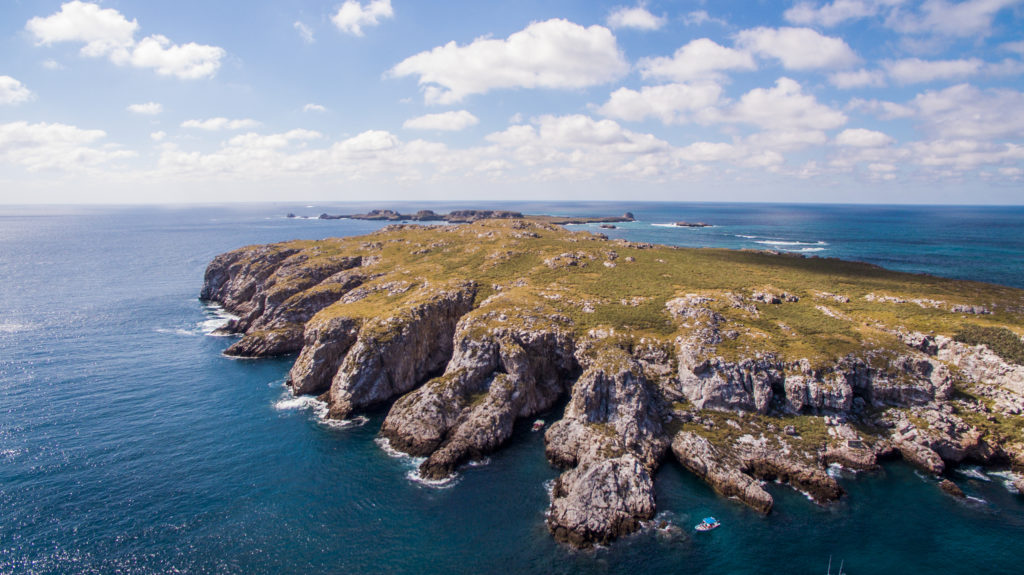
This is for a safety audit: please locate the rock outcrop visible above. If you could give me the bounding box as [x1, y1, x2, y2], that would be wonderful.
[380, 296, 577, 479]
[544, 342, 669, 546]
[326, 281, 477, 419]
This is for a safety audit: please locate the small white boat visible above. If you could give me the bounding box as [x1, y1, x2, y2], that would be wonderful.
[532, 419, 545, 432]
[695, 517, 720, 532]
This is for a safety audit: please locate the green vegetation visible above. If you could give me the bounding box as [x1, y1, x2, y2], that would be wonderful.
[954, 325, 1024, 365]
[238, 219, 1024, 369]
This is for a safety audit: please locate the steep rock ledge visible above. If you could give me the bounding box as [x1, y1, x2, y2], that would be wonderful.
[545, 341, 669, 547]
[326, 281, 477, 419]
[380, 295, 577, 479]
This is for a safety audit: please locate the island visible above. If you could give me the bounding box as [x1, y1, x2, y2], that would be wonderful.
[314, 208, 635, 225]
[201, 217, 1024, 548]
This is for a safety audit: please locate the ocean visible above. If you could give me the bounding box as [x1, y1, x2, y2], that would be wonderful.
[2, 202, 1023, 574]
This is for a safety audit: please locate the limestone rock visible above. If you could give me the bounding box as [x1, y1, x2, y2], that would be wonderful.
[671, 431, 774, 513]
[327, 281, 477, 419]
[544, 343, 669, 547]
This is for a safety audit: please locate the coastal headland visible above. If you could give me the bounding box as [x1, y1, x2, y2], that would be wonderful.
[201, 215, 1024, 548]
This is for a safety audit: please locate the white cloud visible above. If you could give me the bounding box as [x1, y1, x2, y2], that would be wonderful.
[42, 59, 64, 70]
[835, 128, 895, 147]
[26, 1, 137, 57]
[181, 118, 261, 131]
[1004, 40, 1024, 56]
[332, 0, 393, 37]
[303, 103, 327, 113]
[598, 82, 724, 124]
[911, 83, 1024, 139]
[0, 76, 33, 105]
[403, 110, 480, 131]
[829, 68, 886, 89]
[607, 5, 666, 30]
[638, 38, 756, 82]
[118, 35, 224, 80]
[883, 57, 983, 83]
[847, 97, 916, 119]
[0, 121, 135, 171]
[887, 0, 1022, 38]
[714, 77, 848, 131]
[684, 10, 727, 26]
[127, 102, 162, 115]
[735, 27, 859, 70]
[150, 131, 166, 141]
[390, 19, 628, 104]
[25, 2, 224, 80]
[908, 139, 1024, 171]
[294, 21, 314, 44]
[784, 0, 881, 26]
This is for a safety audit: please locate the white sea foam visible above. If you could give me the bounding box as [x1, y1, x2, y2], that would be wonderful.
[0, 322, 32, 333]
[736, 234, 759, 239]
[955, 466, 991, 482]
[651, 223, 711, 229]
[988, 471, 1021, 494]
[199, 303, 238, 336]
[755, 240, 828, 247]
[465, 457, 491, 468]
[274, 388, 368, 428]
[799, 247, 827, 253]
[966, 495, 987, 504]
[405, 468, 461, 489]
[155, 327, 200, 337]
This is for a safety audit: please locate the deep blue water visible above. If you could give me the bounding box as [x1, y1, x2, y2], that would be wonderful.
[1, 202, 1023, 574]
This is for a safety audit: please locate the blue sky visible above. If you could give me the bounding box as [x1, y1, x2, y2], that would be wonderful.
[1, 0, 1022, 204]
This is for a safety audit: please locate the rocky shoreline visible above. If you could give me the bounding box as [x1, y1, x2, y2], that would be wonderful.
[305, 208, 636, 225]
[201, 218, 1024, 547]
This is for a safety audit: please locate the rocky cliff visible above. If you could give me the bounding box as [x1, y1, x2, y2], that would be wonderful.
[202, 219, 1024, 548]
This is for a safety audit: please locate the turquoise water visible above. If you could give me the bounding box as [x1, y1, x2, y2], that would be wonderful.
[2, 203, 1023, 574]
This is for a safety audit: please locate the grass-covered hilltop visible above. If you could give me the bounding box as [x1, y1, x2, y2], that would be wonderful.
[201, 216, 1024, 548]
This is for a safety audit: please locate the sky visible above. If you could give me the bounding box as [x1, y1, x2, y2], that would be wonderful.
[0, 0, 1023, 204]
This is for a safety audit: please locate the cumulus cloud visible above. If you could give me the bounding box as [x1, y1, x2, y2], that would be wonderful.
[884, 57, 983, 83]
[886, 0, 1022, 38]
[181, 118, 261, 131]
[735, 27, 859, 70]
[684, 10, 728, 26]
[303, 103, 327, 113]
[607, 4, 666, 30]
[403, 110, 480, 131]
[829, 68, 886, 89]
[0, 121, 134, 171]
[332, 0, 393, 36]
[784, 0, 882, 27]
[126, 102, 162, 115]
[835, 128, 895, 146]
[25, 2, 224, 79]
[42, 59, 64, 70]
[847, 97, 916, 119]
[714, 77, 848, 131]
[911, 83, 1024, 139]
[0, 76, 33, 105]
[638, 38, 756, 81]
[150, 131, 166, 141]
[598, 82, 723, 124]
[26, 1, 136, 56]
[294, 21, 315, 44]
[390, 19, 628, 104]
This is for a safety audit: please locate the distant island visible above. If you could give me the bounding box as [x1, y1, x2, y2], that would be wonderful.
[202, 217, 1024, 548]
[297, 208, 635, 225]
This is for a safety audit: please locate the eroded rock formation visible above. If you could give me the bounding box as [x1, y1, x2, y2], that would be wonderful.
[201, 219, 1024, 548]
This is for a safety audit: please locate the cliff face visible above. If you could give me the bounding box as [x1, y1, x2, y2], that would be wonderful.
[201, 219, 1024, 548]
